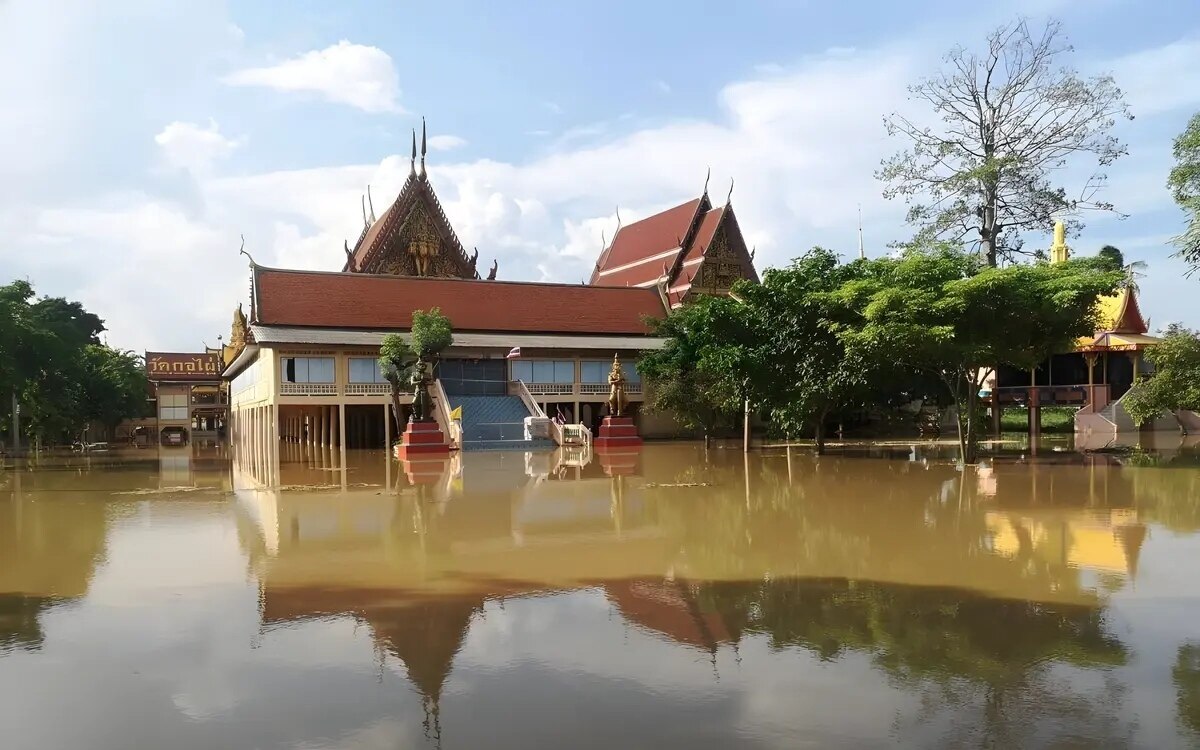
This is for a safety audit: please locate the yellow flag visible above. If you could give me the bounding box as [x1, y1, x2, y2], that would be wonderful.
[449, 405, 462, 420]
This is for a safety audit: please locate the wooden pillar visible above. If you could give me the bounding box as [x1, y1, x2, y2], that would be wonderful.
[1084, 353, 1097, 409]
[1131, 351, 1141, 384]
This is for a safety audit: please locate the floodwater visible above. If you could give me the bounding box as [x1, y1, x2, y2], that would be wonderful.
[3, 439, 1200, 749]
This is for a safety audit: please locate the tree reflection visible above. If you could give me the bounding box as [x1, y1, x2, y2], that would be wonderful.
[1177, 642, 1200, 738]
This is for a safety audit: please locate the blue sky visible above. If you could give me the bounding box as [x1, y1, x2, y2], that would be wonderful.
[3, 0, 1199, 351]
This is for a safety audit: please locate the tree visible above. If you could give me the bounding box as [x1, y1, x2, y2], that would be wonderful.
[1097, 245, 1124, 271]
[378, 308, 453, 427]
[1123, 326, 1200, 429]
[879, 19, 1132, 267]
[1168, 112, 1200, 274]
[737, 248, 874, 453]
[637, 295, 759, 446]
[835, 246, 1121, 463]
[77, 346, 147, 438]
[409, 308, 454, 360]
[379, 334, 413, 427]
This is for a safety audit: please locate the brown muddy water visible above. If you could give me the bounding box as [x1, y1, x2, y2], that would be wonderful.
[2, 439, 1200, 749]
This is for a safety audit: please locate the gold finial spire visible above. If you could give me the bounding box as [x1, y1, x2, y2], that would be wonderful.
[1050, 219, 1070, 264]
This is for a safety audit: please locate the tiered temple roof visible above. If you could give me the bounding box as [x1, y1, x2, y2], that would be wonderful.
[589, 181, 759, 306]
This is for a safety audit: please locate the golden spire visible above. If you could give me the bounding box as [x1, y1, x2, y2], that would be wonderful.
[1050, 219, 1070, 264]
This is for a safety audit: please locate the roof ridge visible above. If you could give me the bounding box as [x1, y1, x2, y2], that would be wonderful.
[257, 265, 663, 293]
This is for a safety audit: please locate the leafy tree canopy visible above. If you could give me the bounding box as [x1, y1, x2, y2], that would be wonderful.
[1168, 112, 1200, 274]
[1123, 325, 1200, 425]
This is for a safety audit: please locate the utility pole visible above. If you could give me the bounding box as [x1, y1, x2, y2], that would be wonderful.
[858, 204, 865, 260]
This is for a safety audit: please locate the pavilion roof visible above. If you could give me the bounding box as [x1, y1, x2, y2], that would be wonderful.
[252, 266, 666, 335]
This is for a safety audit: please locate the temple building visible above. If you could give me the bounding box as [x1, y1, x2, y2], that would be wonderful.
[223, 124, 760, 453]
[990, 221, 1186, 435]
[589, 174, 759, 306]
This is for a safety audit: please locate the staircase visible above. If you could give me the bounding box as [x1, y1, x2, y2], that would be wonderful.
[449, 395, 555, 451]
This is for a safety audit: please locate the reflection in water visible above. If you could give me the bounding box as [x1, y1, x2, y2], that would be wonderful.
[1, 442, 1199, 748]
[1178, 643, 1200, 739]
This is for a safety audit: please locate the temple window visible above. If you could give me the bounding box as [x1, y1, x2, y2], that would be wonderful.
[581, 360, 640, 384]
[281, 357, 335, 384]
[348, 357, 388, 383]
[159, 393, 189, 421]
[511, 360, 575, 384]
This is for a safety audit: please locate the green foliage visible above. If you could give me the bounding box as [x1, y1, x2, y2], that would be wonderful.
[378, 309, 454, 426]
[637, 295, 756, 439]
[736, 248, 873, 451]
[378, 333, 413, 386]
[1, 280, 145, 447]
[835, 246, 1121, 461]
[1169, 112, 1200, 273]
[1123, 326, 1200, 425]
[409, 307, 453, 359]
[880, 19, 1131, 265]
[1097, 245, 1124, 271]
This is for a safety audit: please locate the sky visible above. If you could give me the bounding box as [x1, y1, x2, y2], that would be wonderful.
[2, 0, 1199, 352]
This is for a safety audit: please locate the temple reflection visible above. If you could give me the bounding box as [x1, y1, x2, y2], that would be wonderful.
[231, 443, 1179, 738]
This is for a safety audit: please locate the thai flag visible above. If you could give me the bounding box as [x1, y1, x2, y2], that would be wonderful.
[506, 347, 521, 359]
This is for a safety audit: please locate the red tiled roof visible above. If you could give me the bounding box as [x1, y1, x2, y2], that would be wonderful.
[347, 204, 393, 271]
[680, 207, 724, 265]
[1110, 287, 1149, 334]
[597, 249, 683, 289]
[255, 267, 666, 335]
[591, 198, 702, 285]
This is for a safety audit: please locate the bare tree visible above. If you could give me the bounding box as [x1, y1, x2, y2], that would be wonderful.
[879, 19, 1132, 266]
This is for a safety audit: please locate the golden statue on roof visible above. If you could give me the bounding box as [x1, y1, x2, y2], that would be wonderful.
[408, 209, 440, 276]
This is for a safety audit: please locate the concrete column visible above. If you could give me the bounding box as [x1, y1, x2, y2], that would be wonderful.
[383, 402, 391, 450]
[338, 402, 347, 466]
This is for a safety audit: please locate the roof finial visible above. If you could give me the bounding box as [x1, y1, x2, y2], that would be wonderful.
[367, 185, 376, 223]
[703, 167, 711, 196]
[726, 178, 734, 206]
[361, 195, 368, 227]
[238, 233, 257, 265]
[420, 117, 427, 177]
[601, 229, 607, 250]
[410, 129, 417, 175]
[614, 206, 622, 234]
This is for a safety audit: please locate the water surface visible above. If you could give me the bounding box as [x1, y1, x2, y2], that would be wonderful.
[2, 441, 1200, 749]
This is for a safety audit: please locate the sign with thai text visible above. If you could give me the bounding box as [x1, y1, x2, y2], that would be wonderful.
[146, 352, 222, 381]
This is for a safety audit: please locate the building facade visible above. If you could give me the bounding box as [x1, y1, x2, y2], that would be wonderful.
[145, 351, 228, 447]
[223, 127, 759, 453]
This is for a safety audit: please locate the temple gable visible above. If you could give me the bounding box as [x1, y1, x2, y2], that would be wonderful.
[343, 123, 493, 280]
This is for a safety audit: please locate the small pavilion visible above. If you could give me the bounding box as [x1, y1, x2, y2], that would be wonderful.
[990, 222, 1160, 434]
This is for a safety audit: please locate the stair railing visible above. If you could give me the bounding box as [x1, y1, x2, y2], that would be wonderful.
[431, 378, 461, 448]
[512, 379, 565, 445]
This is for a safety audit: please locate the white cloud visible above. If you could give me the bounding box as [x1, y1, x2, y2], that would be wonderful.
[1109, 37, 1200, 117]
[154, 119, 243, 174]
[654, 79, 671, 94]
[543, 101, 564, 115]
[6, 34, 1200, 353]
[223, 40, 402, 113]
[427, 134, 467, 151]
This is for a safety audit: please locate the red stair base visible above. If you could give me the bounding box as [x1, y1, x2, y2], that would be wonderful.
[593, 416, 643, 449]
[394, 420, 451, 460]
